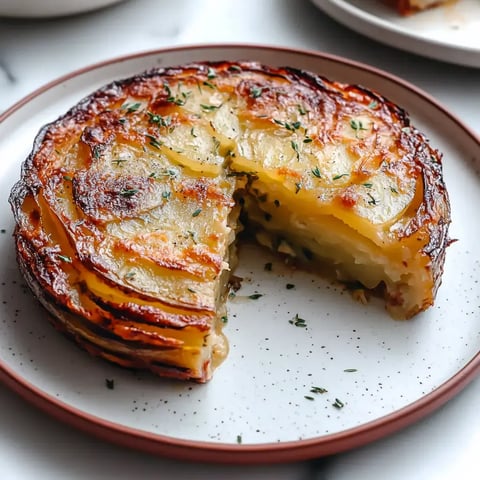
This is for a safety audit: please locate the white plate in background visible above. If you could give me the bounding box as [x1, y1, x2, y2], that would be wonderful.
[0, 44, 479, 463]
[312, 0, 480, 68]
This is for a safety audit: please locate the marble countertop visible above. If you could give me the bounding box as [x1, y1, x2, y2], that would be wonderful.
[1, 0, 480, 478]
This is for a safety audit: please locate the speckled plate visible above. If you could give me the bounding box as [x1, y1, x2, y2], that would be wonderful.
[312, 0, 480, 68]
[0, 45, 479, 464]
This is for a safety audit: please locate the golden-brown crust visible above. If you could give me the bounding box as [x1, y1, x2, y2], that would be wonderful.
[10, 61, 451, 381]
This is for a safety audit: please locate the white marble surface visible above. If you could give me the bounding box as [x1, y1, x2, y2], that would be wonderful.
[1, 0, 480, 478]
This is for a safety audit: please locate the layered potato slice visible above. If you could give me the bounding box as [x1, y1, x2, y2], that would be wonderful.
[10, 61, 451, 382]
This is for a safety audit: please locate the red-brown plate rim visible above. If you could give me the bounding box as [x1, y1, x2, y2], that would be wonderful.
[1, 43, 479, 464]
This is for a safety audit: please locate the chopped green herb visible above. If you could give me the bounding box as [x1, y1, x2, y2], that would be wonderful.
[304, 395, 315, 401]
[289, 313, 307, 327]
[390, 186, 398, 194]
[105, 378, 115, 390]
[63, 175, 72, 181]
[310, 386, 328, 394]
[297, 104, 308, 115]
[207, 67, 216, 79]
[264, 262, 273, 271]
[248, 293, 263, 300]
[362, 182, 373, 188]
[147, 112, 172, 127]
[118, 117, 127, 125]
[367, 192, 377, 205]
[162, 191, 171, 200]
[344, 368, 358, 373]
[121, 102, 142, 113]
[368, 100, 378, 109]
[119, 188, 139, 197]
[192, 208, 202, 217]
[203, 81, 216, 89]
[303, 137, 313, 144]
[401, 126, 411, 134]
[220, 315, 228, 324]
[124, 271, 136, 280]
[200, 103, 222, 112]
[190, 127, 197, 138]
[311, 167, 322, 178]
[92, 146, 102, 160]
[350, 119, 367, 132]
[187, 288, 196, 293]
[286, 283, 295, 290]
[332, 398, 345, 409]
[57, 254, 72, 263]
[228, 65, 242, 72]
[146, 134, 163, 149]
[236, 434, 242, 444]
[251, 86, 265, 98]
[295, 182, 302, 194]
[112, 159, 128, 166]
[333, 173, 349, 180]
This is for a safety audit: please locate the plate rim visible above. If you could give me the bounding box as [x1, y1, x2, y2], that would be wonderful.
[1, 42, 479, 464]
[311, 0, 480, 68]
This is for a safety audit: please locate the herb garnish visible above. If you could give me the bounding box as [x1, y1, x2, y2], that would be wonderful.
[162, 191, 171, 200]
[192, 208, 202, 217]
[304, 395, 315, 401]
[286, 283, 295, 290]
[311, 167, 322, 178]
[57, 254, 72, 263]
[190, 127, 197, 137]
[63, 175, 72, 181]
[119, 188, 139, 197]
[220, 316, 228, 324]
[291, 140, 300, 160]
[251, 86, 265, 99]
[248, 293, 263, 300]
[350, 119, 367, 132]
[200, 103, 222, 112]
[105, 378, 115, 390]
[368, 100, 378, 109]
[203, 80, 216, 89]
[362, 182, 373, 188]
[332, 398, 345, 409]
[124, 271, 136, 280]
[147, 112, 172, 127]
[289, 313, 306, 327]
[297, 104, 308, 115]
[310, 386, 328, 394]
[236, 435, 242, 444]
[367, 192, 377, 205]
[333, 173, 348, 180]
[121, 102, 142, 113]
[207, 67, 216, 79]
[112, 159, 128, 166]
[146, 134, 163, 149]
[344, 368, 358, 373]
[295, 182, 302, 194]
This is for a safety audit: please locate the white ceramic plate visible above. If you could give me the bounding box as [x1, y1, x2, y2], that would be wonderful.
[311, 0, 480, 68]
[0, 0, 125, 18]
[0, 45, 479, 463]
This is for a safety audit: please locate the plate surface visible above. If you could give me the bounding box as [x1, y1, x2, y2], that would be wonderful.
[312, 0, 480, 68]
[0, 45, 479, 464]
